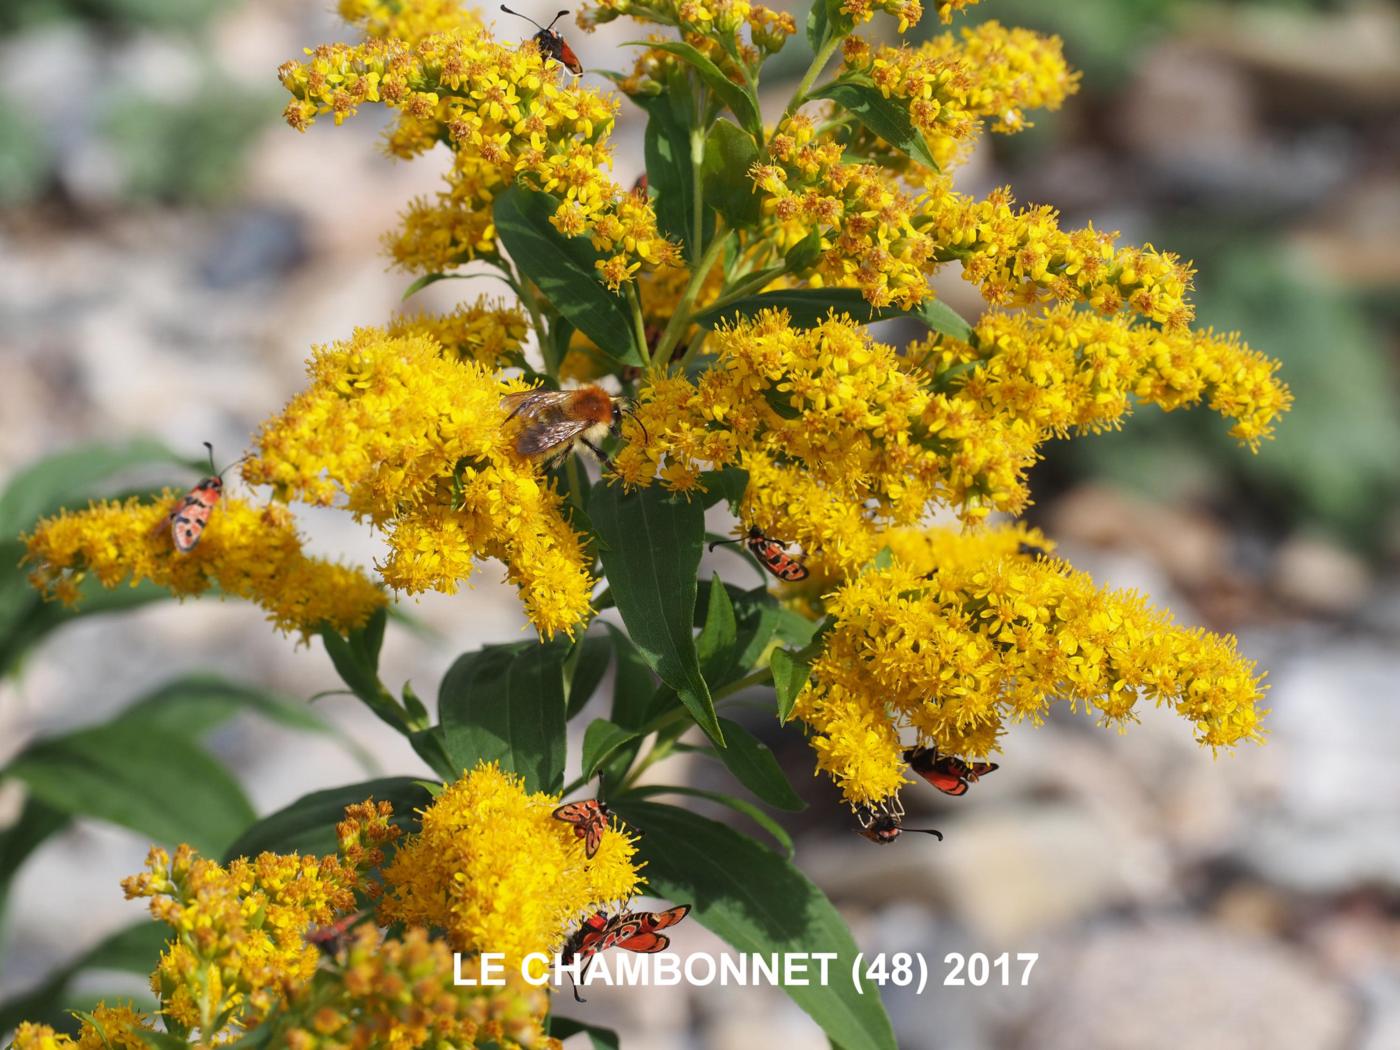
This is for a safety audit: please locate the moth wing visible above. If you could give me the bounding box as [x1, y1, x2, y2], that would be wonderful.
[966, 761, 999, 780]
[552, 801, 593, 826]
[172, 512, 205, 552]
[778, 561, 810, 582]
[517, 417, 591, 458]
[645, 905, 691, 931]
[615, 931, 669, 954]
[583, 819, 605, 859]
[921, 770, 969, 796]
[556, 38, 583, 75]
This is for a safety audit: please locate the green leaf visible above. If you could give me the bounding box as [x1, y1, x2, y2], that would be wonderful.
[4, 723, 253, 856]
[639, 96, 709, 258]
[0, 574, 168, 679]
[635, 41, 762, 136]
[701, 120, 761, 228]
[222, 777, 432, 862]
[0, 921, 169, 1037]
[493, 185, 640, 364]
[605, 623, 658, 731]
[699, 467, 749, 509]
[581, 719, 641, 780]
[770, 648, 813, 722]
[548, 1017, 621, 1050]
[401, 271, 470, 300]
[713, 718, 805, 811]
[609, 801, 895, 1050]
[696, 572, 739, 683]
[439, 642, 568, 792]
[120, 674, 329, 738]
[624, 783, 793, 856]
[806, 0, 829, 51]
[812, 80, 939, 171]
[589, 483, 723, 745]
[0, 437, 181, 538]
[565, 633, 612, 720]
[697, 288, 974, 341]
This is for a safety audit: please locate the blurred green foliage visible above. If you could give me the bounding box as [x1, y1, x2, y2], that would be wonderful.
[104, 79, 276, 203]
[1068, 245, 1400, 550]
[0, 104, 45, 205]
[0, 0, 231, 35]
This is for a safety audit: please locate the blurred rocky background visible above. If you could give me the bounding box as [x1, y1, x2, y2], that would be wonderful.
[1, 1, 1398, 1048]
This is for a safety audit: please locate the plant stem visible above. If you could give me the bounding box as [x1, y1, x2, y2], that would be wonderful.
[624, 281, 651, 368]
[691, 125, 706, 265]
[786, 34, 842, 118]
[650, 231, 731, 371]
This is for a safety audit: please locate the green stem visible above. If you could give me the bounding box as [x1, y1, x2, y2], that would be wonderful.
[704, 263, 787, 313]
[624, 281, 652, 368]
[650, 231, 732, 371]
[691, 124, 706, 265]
[786, 33, 842, 118]
[676, 326, 710, 372]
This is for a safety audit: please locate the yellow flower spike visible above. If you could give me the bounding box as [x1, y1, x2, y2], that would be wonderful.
[793, 525, 1268, 808]
[23, 496, 384, 640]
[379, 762, 643, 964]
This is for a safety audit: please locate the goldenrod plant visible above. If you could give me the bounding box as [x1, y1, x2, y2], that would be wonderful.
[4, 1, 1291, 1047]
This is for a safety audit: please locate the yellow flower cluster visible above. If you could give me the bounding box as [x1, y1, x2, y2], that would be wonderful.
[840, 21, 1077, 171]
[122, 845, 358, 1034]
[243, 326, 594, 637]
[380, 762, 642, 963]
[10, 1004, 156, 1050]
[752, 116, 935, 308]
[386, 296, 529, 369]
[279, 926, 555, 1050]
[839, 0, 925, 34]
[615, 311, 938, 574]
[793, 524, 1268, 807]
[924, 185, 1196, 327]
[23, 495, 384, 638]
[339, 0, 482, 45]
[278, 26, 678, 289]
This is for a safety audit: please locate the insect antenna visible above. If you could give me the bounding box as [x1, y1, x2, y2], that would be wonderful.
[708, 534, 746, 552]
[620, 403, 649, 445]
[500, 5, 569, 32]
[903, 827, 944, 840]
[545, 8, 570, 30]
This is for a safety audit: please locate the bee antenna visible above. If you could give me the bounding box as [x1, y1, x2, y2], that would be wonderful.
[545, 8, 570, 30]
[500, 5, 546, 31]
[621, 405, 649, 445]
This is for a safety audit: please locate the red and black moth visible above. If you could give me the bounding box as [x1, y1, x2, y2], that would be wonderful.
[857, 811, 943, 845]
[709, 526, 810, 582]
[904, 745, 999, 797]
[157, 442, 245, 553]
[500, 6, 582, 75]
[561, 905, 691, 1002]
[552, 798, 611, 859]
[304, 910, 366, 958]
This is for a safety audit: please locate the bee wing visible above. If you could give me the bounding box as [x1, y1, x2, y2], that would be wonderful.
[517, 418, 592, 458]
[501, 389, 567, 421]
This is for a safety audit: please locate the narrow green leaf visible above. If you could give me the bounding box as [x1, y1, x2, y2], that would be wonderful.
[635, 41, 762, 136]
[493, 185, 640, 363]
[812, 80, 939, 170]
[221, 777, 432, 862]
[701, 120, 761, 228]
[119, 674, 329, 738]
[439, 642, 568, 792]
[696, 572, 739, 683]
[623, 783, 793, 856]
[713, 718, 805, 811]
[401, 272, 467, 299]
[565, 633, 612, 721]
[806, 0, 829, 51]
[697, 287, 974, 341]
[641, 98, 708, 257]
[0, 575, 168, 679]
[352, 605, 388, 671]
[609, 801, 896, 1050]
[590, 484, 722, 744]
[581, 719, 641, 780]
[548, 1017, 621, 1050]
[0, 437, 181, 538]
[770, 648, 813, 722]
[605, 624, 659, 731]
[5, 723, 254, 856]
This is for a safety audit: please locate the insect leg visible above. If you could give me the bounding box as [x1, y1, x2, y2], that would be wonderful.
[580, 437, 612, 469]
